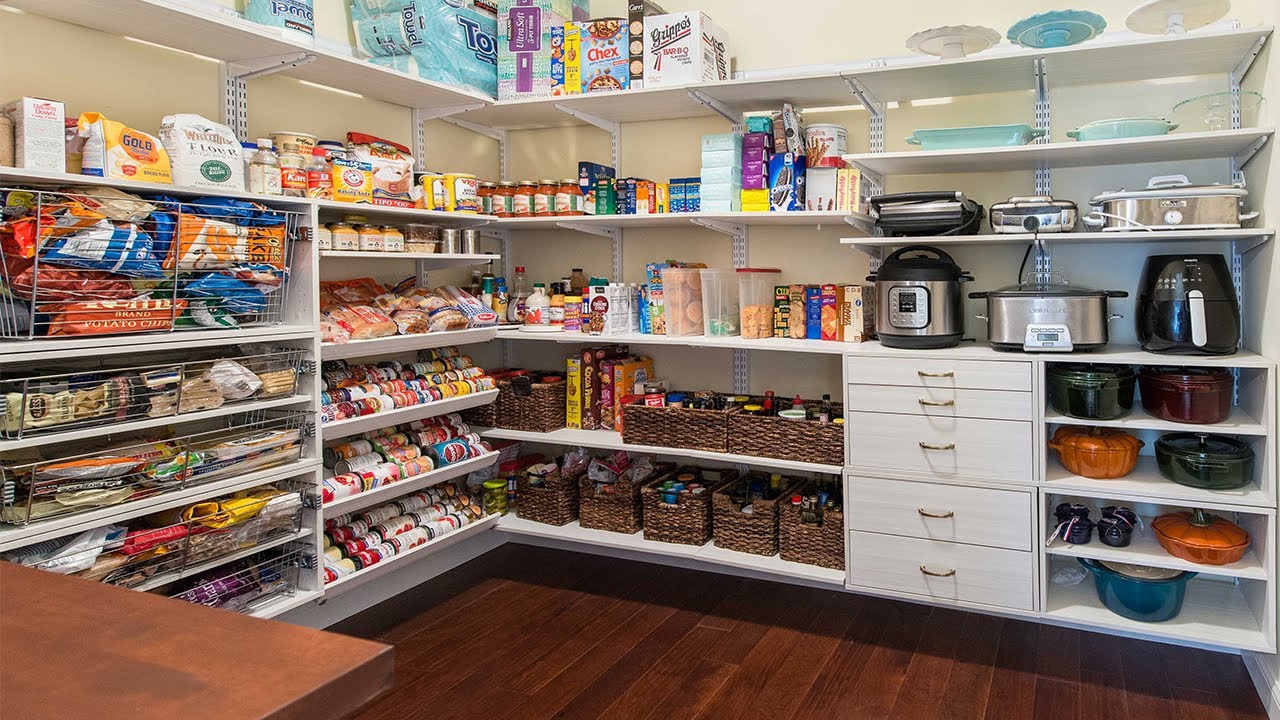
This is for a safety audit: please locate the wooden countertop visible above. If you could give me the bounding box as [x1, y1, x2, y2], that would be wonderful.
[0, 564, 394, 720]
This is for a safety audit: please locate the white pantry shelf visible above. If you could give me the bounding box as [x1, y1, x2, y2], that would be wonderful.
[321, 327, 498, 361]
[495, 327, 852, 354]
[489, 210, 870, 232]
[1045, 406, 1268, 436]
[498, 516, 846, 587]
[311, 199, 493, 227]
[0, 167, 313, 207]
[322, 451, 499, 515]
[1042, 457, 1271, 509]
[322, 389, 499, 440]
[843, 229, 1276, 252]
[0, 325, 319, 360]
[480, 427, 843, 474]
[325, 513, 500, 593]
[1045, 346, 1275, 369]
[1044, 529, 1267, 581]
[843, 128, 1274, 175]
[1044, 558, 1272, 653]
[319, 251, 497, 268]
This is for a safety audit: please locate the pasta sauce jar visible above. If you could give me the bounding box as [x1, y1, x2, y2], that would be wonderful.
[556, 179, 585, 216]
[534, 180, 558, 217]
[513, 181, 537, 217]
[477, 182, 496, 215]
[492, 181, 516, 217]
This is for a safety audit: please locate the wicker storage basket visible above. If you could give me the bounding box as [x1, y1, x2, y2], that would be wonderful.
[712, 472, 801, 556]
[620, 401, 736, 453]
[728, 402, 844, 466]
[578, 462, 673, 534]
[778, 481, 845, 570]
[515, 462, 583, 527]
[463, 375, 565, 433]
[641, 468, 738, 545]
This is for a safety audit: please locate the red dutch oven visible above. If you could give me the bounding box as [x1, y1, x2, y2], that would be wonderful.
[1137, 366, 1233, 424]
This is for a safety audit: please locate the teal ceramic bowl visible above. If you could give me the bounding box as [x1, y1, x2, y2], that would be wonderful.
[906, 124, 1047, 150]
[1066, 117, 1179, 142]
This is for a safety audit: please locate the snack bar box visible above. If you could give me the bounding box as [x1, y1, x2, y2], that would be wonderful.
[642, 11, 730, 88]
[498, 0, 590, 101]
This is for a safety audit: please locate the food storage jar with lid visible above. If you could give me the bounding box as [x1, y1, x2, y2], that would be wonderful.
[493, 181, 517, 217]
[1155, 432, 1254, 490]
[328, 222, 358, 251]
[737, 268, 782, 339]
[381, 226, 405, 252]
[699, 269, 740, 337]
[477, 182, 496, 214]
[482, 478, 508, 515]
[557, 179, 585, 215]
[313, 224, 333, 251]
[405, 224, 440, 253]
[1046, 363, 1136, 419]
[534, 180, 558, 216]
[1138, 366, 1233, 424]
[1047, 426, 1144, 479]
[660, 267, 706, 337]
[356, 225, 384, 252]
[513, 181, 536, 217]
[270, 130, 317, 156]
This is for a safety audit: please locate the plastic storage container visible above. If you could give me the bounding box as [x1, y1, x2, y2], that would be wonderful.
[699, 269, 740, 337]
[737, 268, 782, 339]
[661, 267, 705, 337]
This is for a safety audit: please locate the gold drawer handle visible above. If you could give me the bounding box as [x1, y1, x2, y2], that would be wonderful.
[917, 508, 955, 519]
[918, 442, 956, 451]
[920, 565, 957, 578]
[918, 399, 955, 407]
[918, 370, 954, 378]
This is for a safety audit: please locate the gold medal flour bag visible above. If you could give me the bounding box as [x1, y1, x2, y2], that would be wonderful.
[78, 112, 172, 184]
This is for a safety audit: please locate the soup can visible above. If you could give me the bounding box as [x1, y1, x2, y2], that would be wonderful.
[444, 172, 480, 213]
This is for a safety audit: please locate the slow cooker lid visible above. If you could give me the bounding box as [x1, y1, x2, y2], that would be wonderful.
[1098, 560, 1186, 581]
[1157, 432, 1253, 461]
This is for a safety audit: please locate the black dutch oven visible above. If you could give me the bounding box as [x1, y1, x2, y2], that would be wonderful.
[1046, 363, 1136, 420]
[1155, 432, 1254, 490]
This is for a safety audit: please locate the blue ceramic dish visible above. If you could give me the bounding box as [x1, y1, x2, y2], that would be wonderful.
[906, 124, 1047, 150]
[1008, 10, 1107, 49]
[1079, 558, 1195, 623]
[1066, 117, 1178, 141]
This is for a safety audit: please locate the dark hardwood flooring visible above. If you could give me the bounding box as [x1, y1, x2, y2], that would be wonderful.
[331, 544, 1268, 720]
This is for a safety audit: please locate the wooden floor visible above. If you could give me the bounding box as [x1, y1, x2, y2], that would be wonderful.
[333, 544, 1269, 720]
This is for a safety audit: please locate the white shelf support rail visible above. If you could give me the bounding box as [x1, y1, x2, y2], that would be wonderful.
[558, 222, 619, 240]
[1033, 58, 1052, 198]
[1229, 35, 1267, 185]
[688, 90, 743, 132]
[218, 52, 315, 141]
[843, 75, 885, 158]
[555, 104, 623, 169]
[730, 224, 750, 394]
[613, 231, 624, 281]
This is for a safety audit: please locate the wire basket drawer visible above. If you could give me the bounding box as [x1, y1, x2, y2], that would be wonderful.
[1, 411, 310, 526]
[0, 187, 301, 341]
[167, 545, 307, 614]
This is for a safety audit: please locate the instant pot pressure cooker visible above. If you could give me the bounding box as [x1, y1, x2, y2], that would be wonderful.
[867, 245, 972, 349]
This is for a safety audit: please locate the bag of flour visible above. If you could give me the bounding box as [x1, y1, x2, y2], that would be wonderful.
[77, 112, 172, 184]
[159, 114, 245, 191]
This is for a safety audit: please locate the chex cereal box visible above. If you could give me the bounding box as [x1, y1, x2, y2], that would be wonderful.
[566, 18, 629, 93]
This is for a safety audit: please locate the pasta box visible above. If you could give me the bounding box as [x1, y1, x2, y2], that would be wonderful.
[578, 161, 615, 214]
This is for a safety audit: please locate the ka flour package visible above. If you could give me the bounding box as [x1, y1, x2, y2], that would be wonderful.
[350, 0, 499, 98]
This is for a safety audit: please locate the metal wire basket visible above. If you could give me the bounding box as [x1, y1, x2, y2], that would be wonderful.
[0, 187, 301, 340]
[167, 545, 308, 614]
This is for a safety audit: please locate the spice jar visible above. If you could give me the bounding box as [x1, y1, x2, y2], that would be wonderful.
[556, 179, 585, 216]
[493, 181, 516, 217]
[477, 181, 497, 215]
[513, 181, 537, 217]
[328, 222, 358, 251]
[534, 180, 558, 216]
[381, 225, 405, 253]
[356, 224, 384, 252]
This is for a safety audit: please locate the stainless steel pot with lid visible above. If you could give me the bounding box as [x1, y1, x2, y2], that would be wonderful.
[867, 245, 973, 349]
[1083, 174, 1259, 231]
[969, 272, 1128, 352]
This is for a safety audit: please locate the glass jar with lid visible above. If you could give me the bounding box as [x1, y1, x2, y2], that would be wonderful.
[556, 179, 585, 216]
[513, 181, 537, 217]
[534, 180, 558, 217]
[328, 222, 358, 251]
[381, 225, 405, 253]
[356, 224, 384, 252]
[482, 478, 508, 515]
[477, 181, 497, 215]
[493, 181, 517, 217]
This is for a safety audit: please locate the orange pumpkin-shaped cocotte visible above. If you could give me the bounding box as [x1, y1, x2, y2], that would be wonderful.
[1152, 509, 1250, 566]
[1048, 426, 1144, 479]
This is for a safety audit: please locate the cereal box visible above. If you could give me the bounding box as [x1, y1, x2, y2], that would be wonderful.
[498, 0, 589, 101]
[566, 19, 629, 94]
[566, 356, 583, 429]
[646, 262, 669, 335]
[837, 285, 875, 342]
[582, 346, 627, 429]
[628, 1, 666, 89]
[610, 357, 654, 427]
[643, 12, 730, 88]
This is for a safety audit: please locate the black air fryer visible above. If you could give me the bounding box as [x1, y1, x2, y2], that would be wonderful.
[1137, 254, 1240, 355]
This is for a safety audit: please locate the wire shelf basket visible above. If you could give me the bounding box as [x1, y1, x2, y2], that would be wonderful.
[3, 479, 307, 591]
[168, 544, 307, 614]
[1, 410, 311, 526]
[0, 347, 305, 439]
[0, 187, 301, 340]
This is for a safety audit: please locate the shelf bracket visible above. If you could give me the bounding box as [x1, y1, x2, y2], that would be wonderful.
[227, 52, 316, 80]
[557, 222, 618, 240]
[1233, 34, 1267, 83]
[690, 218, 747, 238]
[554, 104, 622, 168]
[417, 102, 488, 122]
[687, 90, 742, 130]
[843, 75, 885, 155]
[1233, 134, 1268, 172]
[440, 116, 507, 143]
[843, 213, 875, 236]
[415, 259, 430, 289]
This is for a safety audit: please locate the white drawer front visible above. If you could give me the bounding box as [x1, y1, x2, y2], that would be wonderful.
[846, 385, 1033, 421]
[848, 412, 1033, 483]
[847, 476, 1033, 550]
[846, 357, 1033, 392]
[848, 531, 1034, 611]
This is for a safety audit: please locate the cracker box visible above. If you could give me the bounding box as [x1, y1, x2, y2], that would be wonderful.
[669, 180, 686, 213]
[837, 166, 863, 212]
[579, 162, 615, 215]
[566, 19, 629, 94]
[566, 355, 584, 428]
[655, 183, 670, 213]
[787, 284, 806, 339]
[804, 286, 822, 340]
[837, 285, 875, 342]
[498, 0, 589, 101]
[643, 11, 730, 88]
[773, 285, 791, 338]
[820, 284, 838, 341]
[628, 1, 667, 89]
[3, 97, 65, 173]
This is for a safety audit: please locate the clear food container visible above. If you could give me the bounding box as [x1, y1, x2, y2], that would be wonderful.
[660, 267, 705, 337]
[699, 269, 740, 336]
[737, 268, 782, 339]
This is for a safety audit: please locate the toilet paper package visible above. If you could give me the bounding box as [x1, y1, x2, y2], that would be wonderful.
[351, 0, 499, 98]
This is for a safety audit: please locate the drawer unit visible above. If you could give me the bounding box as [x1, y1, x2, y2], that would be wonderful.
[845, 357, 1033, 392]
[846, 385, 1033, 421]
[847, 531, 1035, 611]
[848, 412, 1034, 482]
[847, 476, 1033, 550]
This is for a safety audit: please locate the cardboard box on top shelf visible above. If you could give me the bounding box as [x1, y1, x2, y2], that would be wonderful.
[565, 18, 629, 94]
[628, 1, 667, 89]
[2, 97, 64, 173]
[498, 0, 589, 101]
[643, 11, 730, 88]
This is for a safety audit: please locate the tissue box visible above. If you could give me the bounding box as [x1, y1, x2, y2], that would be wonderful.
[701, 199, 741, 213]
[700, 166, 739, 185]
[742, 147, 769, 164]
[498, 0, 589, 100]
[741, 189, 769, 205]
[701, 149, 741, 169]
[742, 173, 767, 191]
[700, 182, 741, 202]
[702, 133, 742, 152]
[743, 132, 773, 150]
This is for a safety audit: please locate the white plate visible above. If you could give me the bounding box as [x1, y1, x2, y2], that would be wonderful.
[906, 25, 1001, 59]
[1126, 0, 1231, 35]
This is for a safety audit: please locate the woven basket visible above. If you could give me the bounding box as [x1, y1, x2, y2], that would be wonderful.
[641, 468, 738, 546]
[728, 402, 844, 466]
[463, 376, 566, 433]
[515, 463, 583, 527]
[712, 473, 801, 556]
[578, 462, 672, 534]
[778, 481, 845, 570]
[621, 401, 736, 453]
